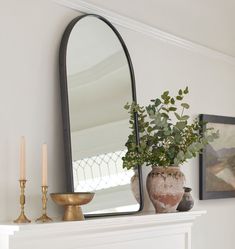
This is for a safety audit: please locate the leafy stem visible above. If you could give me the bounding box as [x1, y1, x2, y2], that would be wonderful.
[122, 87, 219, 170]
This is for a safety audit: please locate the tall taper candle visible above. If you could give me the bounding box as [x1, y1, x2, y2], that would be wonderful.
[20, 137, 26, 180]
[42, 144, 48, 186]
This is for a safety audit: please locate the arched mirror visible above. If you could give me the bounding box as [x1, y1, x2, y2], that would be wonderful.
[59, 14, 143, 216]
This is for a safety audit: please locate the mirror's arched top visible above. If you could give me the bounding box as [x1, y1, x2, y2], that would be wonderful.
[67, 16, 124, 75]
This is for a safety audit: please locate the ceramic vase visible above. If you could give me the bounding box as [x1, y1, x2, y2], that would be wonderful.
[146, 166, 185, 213]
[177, 187, 194, 212]
[131, 170, 140, 203]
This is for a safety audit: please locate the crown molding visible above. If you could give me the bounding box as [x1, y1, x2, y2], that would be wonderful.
[54, 0, 235, 65]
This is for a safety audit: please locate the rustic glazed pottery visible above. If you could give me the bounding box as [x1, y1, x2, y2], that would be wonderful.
[131, 171, 140, 203]
[146, 166, 185, 213]
[177, 187, 194, 212]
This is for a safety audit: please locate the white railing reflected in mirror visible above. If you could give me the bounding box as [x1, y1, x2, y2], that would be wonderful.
[72, 149, 138, 214]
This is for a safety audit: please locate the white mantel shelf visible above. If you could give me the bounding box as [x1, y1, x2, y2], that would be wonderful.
[0, 210, 206, 249]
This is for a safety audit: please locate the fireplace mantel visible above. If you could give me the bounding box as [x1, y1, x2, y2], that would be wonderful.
[0, 210, 205, 249]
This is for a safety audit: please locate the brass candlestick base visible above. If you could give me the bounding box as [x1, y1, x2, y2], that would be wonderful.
[14, 212, 31, 223]
[14, 180, 31, 223]
[36, 213, 52, 223]
[36, 186, 52, 223]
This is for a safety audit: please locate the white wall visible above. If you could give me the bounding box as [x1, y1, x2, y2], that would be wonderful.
[0, 0, 78, 221]
[114, 22, 235, 249]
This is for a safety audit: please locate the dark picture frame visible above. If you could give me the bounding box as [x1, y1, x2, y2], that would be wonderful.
[199, 114, 235, 200]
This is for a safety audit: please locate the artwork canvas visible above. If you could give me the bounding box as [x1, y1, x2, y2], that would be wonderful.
[199, 114, 235, 200]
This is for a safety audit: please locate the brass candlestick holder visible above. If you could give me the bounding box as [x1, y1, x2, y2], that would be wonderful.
[14, 180, 31, 223]
[36, 186, 52, 223]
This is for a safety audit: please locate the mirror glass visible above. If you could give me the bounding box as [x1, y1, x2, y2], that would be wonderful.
[61, 15, 142, 215]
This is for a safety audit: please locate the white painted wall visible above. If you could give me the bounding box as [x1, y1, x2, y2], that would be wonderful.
[0, 0, 78, 221]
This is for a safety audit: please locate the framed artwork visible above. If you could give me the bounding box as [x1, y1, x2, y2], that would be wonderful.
[199, 114, 235, 200]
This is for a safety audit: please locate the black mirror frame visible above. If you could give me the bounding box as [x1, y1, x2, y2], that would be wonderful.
[59, 14, 144, 217]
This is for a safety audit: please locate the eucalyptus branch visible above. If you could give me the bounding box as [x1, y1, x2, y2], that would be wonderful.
[122, 87, 219, 169]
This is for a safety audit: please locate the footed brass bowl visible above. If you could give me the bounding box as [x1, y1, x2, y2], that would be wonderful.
[50, 192, 94, 221]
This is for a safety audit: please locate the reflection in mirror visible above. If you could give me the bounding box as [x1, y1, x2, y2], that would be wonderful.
[60, 15, 143, 216]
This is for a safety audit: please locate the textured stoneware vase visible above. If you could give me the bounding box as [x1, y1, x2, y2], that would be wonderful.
[131, 171, 140, 203]
[146, 166, 185, 213]
[177, 187, 194, 212]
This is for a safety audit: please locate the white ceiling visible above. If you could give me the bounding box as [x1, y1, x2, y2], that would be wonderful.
[85, 0, 235, 57]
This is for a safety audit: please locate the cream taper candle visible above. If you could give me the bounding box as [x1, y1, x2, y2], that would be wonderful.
[20, 136, 26, 180]
[42, 144, 48, 186]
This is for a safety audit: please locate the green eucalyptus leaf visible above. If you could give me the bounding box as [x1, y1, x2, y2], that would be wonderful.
[164, 99, 170, 105]
[161, 91, 169, 100]
[181, 103, 190, 109]
[164, 130, 171, 136]
[181, 115, 190, 120]
[176, 121, 187, 130]
[124, 103, 130, 110]
[184, 86, 189, 94]
[174, 158, 180, 165]
[161, 113, 169, 119]
[176, 96, 183, 100]
[170, 98, 175, 105]
[174, 112, 181, 120]
[147, 109, 154, 116]
[185, 151, 193, 159]
[169, 107, 177, 111]
[188, 144, 196, 153]
[162, 107, 169, 112]
[163, 91, 169, 96]
[140, 141, 147, 149]
[178, 151, 184, 159]
[175, 133, 182, 143]
[155, 98, 162, 107]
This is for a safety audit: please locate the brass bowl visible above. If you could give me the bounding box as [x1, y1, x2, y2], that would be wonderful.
[50, 192, 94, 221]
